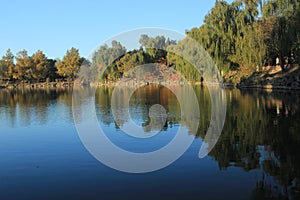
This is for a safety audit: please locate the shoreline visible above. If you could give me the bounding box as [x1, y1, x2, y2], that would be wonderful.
[2, 65, 300, 92]
[0, 82, 74, 90]
[237, 65, 300, 91]
[237, 84, 300, 90]
[1, 81, 300, 91]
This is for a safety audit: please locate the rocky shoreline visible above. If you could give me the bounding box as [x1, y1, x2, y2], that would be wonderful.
[0, 81, 74, 89]
[1, 65, 300, 91]
[238, 65, 300, 90]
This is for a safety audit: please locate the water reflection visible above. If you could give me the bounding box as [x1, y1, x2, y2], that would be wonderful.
[0, 88, 73, 127]
[96, 85, 180, 132]
[1, 86, 300, 198]
[95, 86, 300, 198]
[95, 85, 211, 136]
[213, 89, 300, 199]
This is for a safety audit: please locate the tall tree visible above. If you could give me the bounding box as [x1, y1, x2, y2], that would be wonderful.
[32, 50, 49, 81]
[15, 50, 33, 82]
[166, 37, 210, 82]
[47, 59, 58, 81]
[261, 0, 300, 66]
[93, 40, 126, 69]
[187, 0, 266, 81]
[92, 41, 126, 81]
[139, 35, 176, 61]
[0, 49, 15, 81]
[56, 47, 83, 80]
[0, 60, 8, 81]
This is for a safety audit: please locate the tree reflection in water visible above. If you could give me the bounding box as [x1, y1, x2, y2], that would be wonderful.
[211, 89, 300, 199]
[96, 86, 300, 199]
[1, 86, 300, 198]
[0, 88, 73, 127]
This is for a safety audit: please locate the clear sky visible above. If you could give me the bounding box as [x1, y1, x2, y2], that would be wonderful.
[0, 0, 233, 59]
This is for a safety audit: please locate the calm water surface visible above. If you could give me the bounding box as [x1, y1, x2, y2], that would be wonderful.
[0, 86, 300, 199]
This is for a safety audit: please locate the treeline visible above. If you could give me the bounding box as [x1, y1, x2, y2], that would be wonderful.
[1, 0, 299, 84]
[0, 48, 85, 83]
[91, 35, 218, 83]
[90, 0, 300, 83]
[91, 36, 180, 82]
[187, 0, 300, 81]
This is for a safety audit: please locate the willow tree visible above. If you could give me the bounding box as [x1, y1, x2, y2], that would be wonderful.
[166, 37, 213, 82]
[187, 0, 266, 79]
[231, 0, 266, 71]
[187, 1, 238, 73]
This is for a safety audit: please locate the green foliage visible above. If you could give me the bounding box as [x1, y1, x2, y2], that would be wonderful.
[0, 49, 15, 81]
[185, 0, 300, 82]
[56, 47, 84, 80]
[15, 50, 34, 82]
[1, 0, 299, 84]
[115, 49, 147, 77]
[92, 37, 176, 82]
[46, 59, 58, 82]
[93, 40, 126, 69]
[139, 35, 175, 61]
[0, 49, 61, 83]
[32, 50, 49, 81]
[92, 40, 127, 81]
[166, 37, 208, 82]
[261, 0, 300, 65]
[187, 0, 265, 76]
[0, 61, 8, 81]
[77, 59, 99, 84]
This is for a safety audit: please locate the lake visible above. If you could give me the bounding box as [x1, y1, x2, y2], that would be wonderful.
[0, 85, 300, 199]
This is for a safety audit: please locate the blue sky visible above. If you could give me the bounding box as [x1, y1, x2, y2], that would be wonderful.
[0, 0, 233, 59]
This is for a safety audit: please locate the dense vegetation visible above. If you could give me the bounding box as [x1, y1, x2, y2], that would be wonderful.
[1, 0, 299, 84]
[187, 0, 300, 82]
[0, 48, 84, 83]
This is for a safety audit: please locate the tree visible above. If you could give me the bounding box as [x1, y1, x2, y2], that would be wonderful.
[56, 47, 83, 80]
[167, 37, 211, 82]
[186, 0, 267, 81]
[92, 41, 127, 81]
[93, 40, 126, 69]
[0, 60, 8, 81]
[139, 35, 176, 61]
[15, 50, 33, 82]
[32, 50, 49, 81]
[0, 49, 15, 81]
[261, 0, 300, 67]
[46, 59, 58, 81]
[114, 49, 147, 78]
